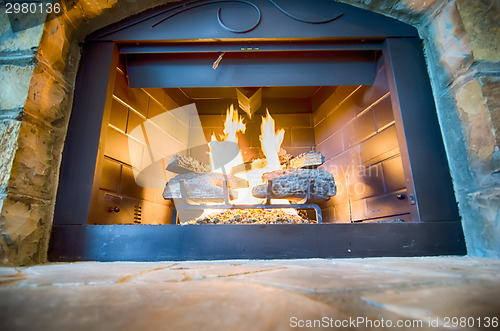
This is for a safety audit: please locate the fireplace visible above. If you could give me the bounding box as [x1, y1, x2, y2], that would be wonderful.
[48, 0, 465, 261]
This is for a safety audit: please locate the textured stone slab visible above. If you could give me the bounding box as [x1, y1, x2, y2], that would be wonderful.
[166, 154, 211, 174]
[0, 120, 21, 189]
[289, 151, 325, 169]
[252, 168, 336, 202]
[163, 172, 248, 201]
[0, 278, 343, 331]
[457, 0, 500, 62]
[0, 11, 44, 52]
[1, 257, 500, 331]
[362, 284, 500, 325]
[480, 77, 500, 148]
[430, 1, 473, 83]
[0, 65, 35, 109]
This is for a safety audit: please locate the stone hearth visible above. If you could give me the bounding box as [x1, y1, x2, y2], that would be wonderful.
[1, 257, 500, 330]
[0, 0, 499, 265]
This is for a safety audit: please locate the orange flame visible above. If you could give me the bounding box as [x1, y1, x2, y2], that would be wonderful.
[260, 109, 285, 171]
[205, 106, 292, 211]
[223, 104, 245, 141]
[229, 109, 287, 206]
[209, 104, 245, 175]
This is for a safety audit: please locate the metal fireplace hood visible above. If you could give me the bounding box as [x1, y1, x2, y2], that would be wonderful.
[49, 0, 465, 261]
[124, 48, 376, 88]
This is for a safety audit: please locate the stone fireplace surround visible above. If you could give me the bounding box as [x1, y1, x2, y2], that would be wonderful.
[0, 0, 498, 265]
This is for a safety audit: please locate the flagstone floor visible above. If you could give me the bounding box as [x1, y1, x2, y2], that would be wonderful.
[1, 257, 500, 330]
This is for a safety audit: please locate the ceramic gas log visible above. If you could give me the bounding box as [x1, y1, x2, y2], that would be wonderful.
[252, 168, 336, 203]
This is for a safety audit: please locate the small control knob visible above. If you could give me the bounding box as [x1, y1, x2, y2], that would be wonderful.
[108, 206, 121, 213]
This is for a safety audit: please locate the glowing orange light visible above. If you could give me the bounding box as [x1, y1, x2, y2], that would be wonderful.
[202, 105, 297, 218]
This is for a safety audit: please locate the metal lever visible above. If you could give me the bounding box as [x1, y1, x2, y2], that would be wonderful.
[179, 179, 198, 205]
[265, 179, 273, 205]
[212, 52, 225, 69]
[222, 179, 230, 205]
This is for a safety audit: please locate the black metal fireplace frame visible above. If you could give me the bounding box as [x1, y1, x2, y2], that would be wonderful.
[49, 0, 466, 261]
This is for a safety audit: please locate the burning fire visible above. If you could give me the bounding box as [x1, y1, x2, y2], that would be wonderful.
[198, 104, 301, 222]
[260, 109, 285, 171]
[223, 104, 246, 142]
[208, 105, 287, 206]
[208, 104, 245, 175]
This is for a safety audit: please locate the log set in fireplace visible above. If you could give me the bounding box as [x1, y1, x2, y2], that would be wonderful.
[49, 0, 465, 261]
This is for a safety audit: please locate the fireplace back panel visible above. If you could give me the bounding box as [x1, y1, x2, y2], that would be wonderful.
[88, 54, 410, 225]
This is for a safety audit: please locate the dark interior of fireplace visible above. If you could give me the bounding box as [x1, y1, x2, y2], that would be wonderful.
[87, 54, 410, 226]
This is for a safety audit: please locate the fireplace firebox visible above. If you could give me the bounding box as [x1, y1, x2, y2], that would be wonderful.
[48, 0, 465, 261]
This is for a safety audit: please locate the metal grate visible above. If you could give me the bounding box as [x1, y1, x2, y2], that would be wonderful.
[174, 178, 323, 224]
